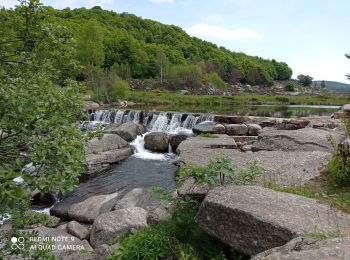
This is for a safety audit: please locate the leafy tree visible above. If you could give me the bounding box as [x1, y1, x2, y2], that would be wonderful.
[0, 0, 85, 214]
[321, 80, 326, 88]
[77, 19, 105, 69]
[297, 74, 313, 87]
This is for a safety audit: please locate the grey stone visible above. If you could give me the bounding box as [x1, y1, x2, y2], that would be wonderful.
[177, 177, 211, 201]
[94, 243, 120, 259]
[276, 119, 310, 130]
[197, 186, 350, 256]
[212, 124, 226, 134]
[192, 121, 215, 134]
[51, 192, 120, 224]
[103, 123, 122, 134]
[90, 207, 148, 248]
[85, 134, 128, 154]
[252, 236, 350, 260]
[144, 132, 169, 152]
[225, 124, 248, 136]
[169, 133, 190, 151]
[252, 128, 345, 153]
[247, 123, 262, 136]
[214, 115, 249, 124]
[342, 104, 350, 112]
[177, 135, 237, 154]
[114, 122, 141, 141]
[85, 147, 133, 178]
[67, 221, 90, 240]
[84, 101, 100, 111]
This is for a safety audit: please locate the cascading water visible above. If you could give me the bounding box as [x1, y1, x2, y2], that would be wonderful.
[90, 109, 214, 160]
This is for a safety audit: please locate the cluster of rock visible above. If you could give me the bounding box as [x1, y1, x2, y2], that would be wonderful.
[175, 110, 350, 258]
[41, 187, 174, 259]
[332, 103, 350, 119]
[84, 122, 144, 179]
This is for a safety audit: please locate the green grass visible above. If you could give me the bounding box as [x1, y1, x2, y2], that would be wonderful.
[125, 90, 349, 106]
[107, 205, 233, 260]
[268, 177, 350, 213]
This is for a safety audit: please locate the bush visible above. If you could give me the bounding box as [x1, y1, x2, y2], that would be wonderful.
[177, 154, 262, 186]
[108, 203, 230, 259]
[11, 210, 60, 229]
[297, 74, 313, 87]
[205, 72, 227, 91]
[284, 84, 295, 92]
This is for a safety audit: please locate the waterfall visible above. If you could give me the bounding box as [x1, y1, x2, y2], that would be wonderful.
[91, 109, 213, 133]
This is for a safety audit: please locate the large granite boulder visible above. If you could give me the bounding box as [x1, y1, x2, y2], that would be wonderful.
[84, 134, 133, 178]
[85, 148, 133, 178]
[144, 132, 169, 152]
[247, 123, 262, 136]
[169, 133, 191, 151]
[85, 134, 128, 154]
[114, 122, 143, 141]
[103, 123, 122, 134]
[252, 236, 350, 260]
[192, 121, 215, 134]
[51, 192, 120, 223]
[342, 104, 350, 112]
[252, 128, 345, 153]
[90, 207, 148, 248]
[197, 186, 350, 256]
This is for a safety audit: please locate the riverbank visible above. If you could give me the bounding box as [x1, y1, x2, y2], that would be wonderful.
[125, 90, 350, 106]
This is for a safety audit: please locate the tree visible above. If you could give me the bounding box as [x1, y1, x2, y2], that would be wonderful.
[297, 74, 313, 87]
[0, 0, 85, 214]
[77, 20, 105, 69]
[321, 80, 326, 88]
[157, 48, 168, 84]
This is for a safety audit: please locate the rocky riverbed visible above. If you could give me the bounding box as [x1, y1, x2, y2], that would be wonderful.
[2, 106, 350, 259]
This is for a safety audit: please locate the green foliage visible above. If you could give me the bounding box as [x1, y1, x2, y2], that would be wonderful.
[205, 72, 227, 91]
[284, 83, 295, 92]
[297, 74, 313, 87]
[10, 209, 60, 229]
[304, 231, 340, 241]
[89, 67, 129, 103]
[150, 186, 174, 205]
[177, 154, 262, 186]
[108, 201, 231, 260]
[0, 1, 86, 215]
[0, 4, 293, 86]
[167, 63, 204, 88]
[327, 153, 350, 185]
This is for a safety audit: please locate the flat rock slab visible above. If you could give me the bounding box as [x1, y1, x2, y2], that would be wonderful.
[197, 186, 350, 256]
[85, 134, 128, 154]
[177, 135, 237, 154]
[252, 128, 345, 153]
[51, 192, 121, 224]
[252, 236, 350, 260]
[178, 138, 331, 186]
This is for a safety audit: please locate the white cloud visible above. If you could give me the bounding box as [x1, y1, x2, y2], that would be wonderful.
[186, 23, 260, 41]
[149, 0, 174, 3]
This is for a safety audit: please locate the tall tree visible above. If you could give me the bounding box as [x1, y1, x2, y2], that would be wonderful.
[346, 53, 350, 80]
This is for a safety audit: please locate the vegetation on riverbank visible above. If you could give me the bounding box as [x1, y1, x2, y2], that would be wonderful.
[125, 90, 348, 106]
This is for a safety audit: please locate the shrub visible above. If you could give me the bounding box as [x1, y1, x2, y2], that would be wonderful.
[205, 72, 227, 91]
[177, 154, 262, 186]
[108, 203, 230, 259]
[297, 74, 313, 87]
[284, 84, 295, 92]
[11, 210, 60, 229]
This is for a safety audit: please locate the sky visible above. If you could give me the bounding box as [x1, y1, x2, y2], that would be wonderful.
[2, 0, 350, 83]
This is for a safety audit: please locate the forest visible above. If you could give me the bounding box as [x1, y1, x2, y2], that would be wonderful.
[1, 3, 293, 102]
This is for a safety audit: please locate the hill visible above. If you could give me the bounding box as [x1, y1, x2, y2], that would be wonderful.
[44, 6, 292, 86]
[314, 80, 350, 93]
